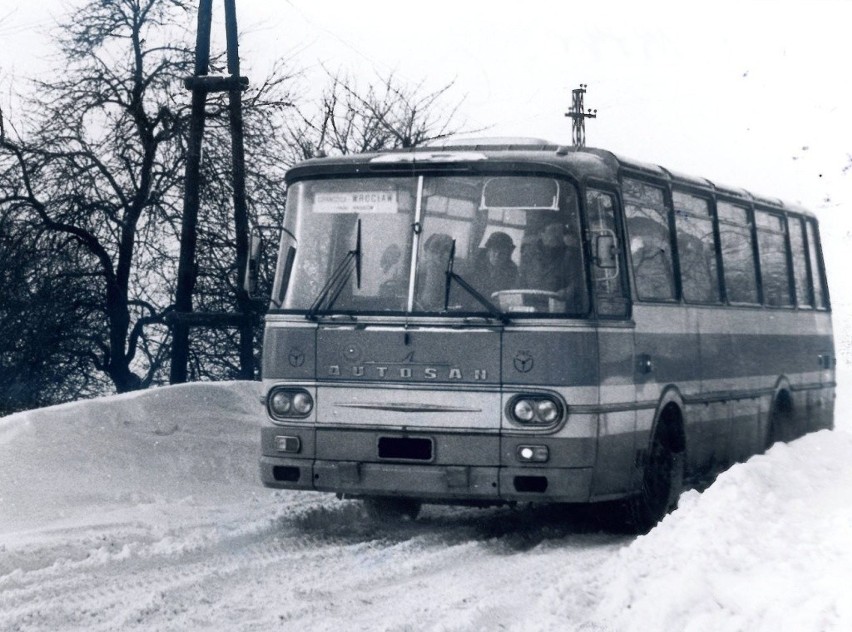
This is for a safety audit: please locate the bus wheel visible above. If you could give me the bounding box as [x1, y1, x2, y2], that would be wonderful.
[362, 497, 421, 522]
[767, 390, 796, 447]
[625, 423, 684, 534]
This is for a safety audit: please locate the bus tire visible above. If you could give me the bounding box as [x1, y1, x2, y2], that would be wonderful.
[362, 497, 421, 522]
[767, 390, 796, 447]
[625, 417, 685, 534]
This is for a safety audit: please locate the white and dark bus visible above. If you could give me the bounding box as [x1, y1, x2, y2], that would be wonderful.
[255, 138, 834, 532]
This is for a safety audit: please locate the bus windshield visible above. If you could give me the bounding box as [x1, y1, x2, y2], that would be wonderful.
[279, 174, 588, 317]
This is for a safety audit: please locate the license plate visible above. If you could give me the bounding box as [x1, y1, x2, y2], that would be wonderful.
[377, 436, 433, 462]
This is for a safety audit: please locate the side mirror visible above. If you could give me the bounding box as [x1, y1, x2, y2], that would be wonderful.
[595, 233, 617, 269]
[272, 245, 296, 308]
[592, 230, 620, 283]
[244, 232, 262, 297]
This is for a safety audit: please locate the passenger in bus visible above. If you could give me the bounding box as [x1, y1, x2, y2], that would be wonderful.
[378, 244, 408, 300]
[520, 221, 585, 310]
[415, 232, 454, 310]
[627, 221, 675, 300]
[473, 231, 519, 299]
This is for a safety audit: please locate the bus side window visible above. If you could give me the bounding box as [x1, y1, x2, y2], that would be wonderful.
[585, 189, 629, 317]
[673, 191, 720, 303]
[805, 219, 829, 309]
[622, 178, 676, 301]
[787, 216, 813, 308]
[755, 210, 793, 307]
[717, 201, 759, 304]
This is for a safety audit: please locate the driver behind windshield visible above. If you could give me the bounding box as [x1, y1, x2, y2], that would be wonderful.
[473, 231, 519, 299]
[520, 221, 586, 311]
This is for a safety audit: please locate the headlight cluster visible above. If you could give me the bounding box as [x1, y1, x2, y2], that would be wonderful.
[507, 394, 564, 426]
[267, 387, 314, 420]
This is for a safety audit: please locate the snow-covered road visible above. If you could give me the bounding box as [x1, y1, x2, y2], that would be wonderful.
[1, 377, 851, 631]
[0, 492, 628, 631]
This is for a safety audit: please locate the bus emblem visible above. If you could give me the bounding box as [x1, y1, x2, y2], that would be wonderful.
[288, 348, 306, 368]
[513, 351, 534, 373]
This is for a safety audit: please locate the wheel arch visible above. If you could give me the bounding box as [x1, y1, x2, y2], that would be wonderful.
[617, 385, 687, 534]
[767, 375, 796, 445]
[771, 375, 794, 411]
[648, 386, 687, 455]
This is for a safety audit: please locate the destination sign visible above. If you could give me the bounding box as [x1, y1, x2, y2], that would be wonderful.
[314, 191, 398, 214]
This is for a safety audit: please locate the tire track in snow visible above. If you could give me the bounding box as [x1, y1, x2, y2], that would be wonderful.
[0, 494, 387, 628]
[0, 492, 629, 632]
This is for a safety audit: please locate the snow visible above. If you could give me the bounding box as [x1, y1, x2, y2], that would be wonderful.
[1, 372, 851, 631]
[585, 431, 852, 632]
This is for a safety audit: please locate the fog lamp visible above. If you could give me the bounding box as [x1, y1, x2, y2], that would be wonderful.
[274, 435, 301, 453]
[517, 445, 549, 463]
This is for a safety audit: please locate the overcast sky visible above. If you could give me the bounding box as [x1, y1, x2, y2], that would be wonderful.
[3, 0, 851, 307]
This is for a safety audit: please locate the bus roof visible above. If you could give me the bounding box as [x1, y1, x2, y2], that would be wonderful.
[285, 138, 814, 216]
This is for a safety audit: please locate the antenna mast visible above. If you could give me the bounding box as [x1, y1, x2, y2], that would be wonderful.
[566, 84, 597, 148]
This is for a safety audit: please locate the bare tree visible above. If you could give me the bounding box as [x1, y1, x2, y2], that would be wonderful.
[0, 0, 293, 393]
[0, 212, 108, 413]
[0, 1, 473, 402]
[285, 70, 471, 161]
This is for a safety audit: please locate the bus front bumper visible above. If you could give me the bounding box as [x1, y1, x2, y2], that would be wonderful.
[260, 455, 593, 503]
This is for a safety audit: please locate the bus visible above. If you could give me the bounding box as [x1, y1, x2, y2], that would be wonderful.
[254, 138, 835, 532]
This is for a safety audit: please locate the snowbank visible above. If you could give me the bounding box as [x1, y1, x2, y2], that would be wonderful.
[538, 368, 852, 631]
[0, 381, 262, 531]
[586, 431, 852, 632]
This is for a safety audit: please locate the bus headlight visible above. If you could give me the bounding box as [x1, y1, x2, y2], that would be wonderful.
[507, 394, 565, 426]
[513, 400, 536, 422]
[270, 390, 292, 415]
[268, 387, 313, 420]
[292, 391, 314, 415]
[536, 399, 559, 423]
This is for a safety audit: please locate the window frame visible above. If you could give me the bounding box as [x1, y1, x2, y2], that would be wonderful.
[671, 187, 723, 305]
[804, 217, 831, 311]
[582, 179, 633, 320]
[754, 206, 796, 309]
[715, 197, 761, 306]
[620, 174, 679, 304]
[786, 213, 815, 310]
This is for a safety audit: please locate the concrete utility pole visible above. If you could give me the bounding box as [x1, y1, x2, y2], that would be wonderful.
[566, 84, 597, 148]
[170, 0, 253, 384]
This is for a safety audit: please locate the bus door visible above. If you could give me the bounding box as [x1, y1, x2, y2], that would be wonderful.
[622, 179, 702, 477]
[584, 187, 635, 498]
[673, 190, 727, 472]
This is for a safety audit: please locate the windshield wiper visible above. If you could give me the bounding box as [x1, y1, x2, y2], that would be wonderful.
[306, 220, 361, 320]
[443, 240, 509, 324]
